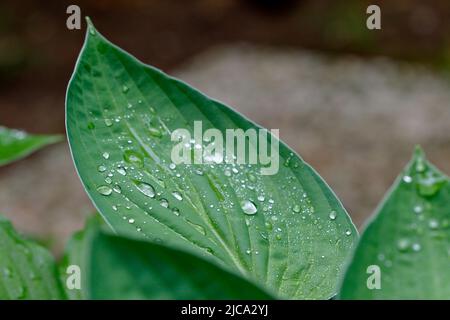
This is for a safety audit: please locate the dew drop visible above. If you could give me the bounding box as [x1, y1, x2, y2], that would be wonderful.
[134, 181, 155, 198]
[124, 150, 144, 167]
[148, 127, 162, 138]
[169, 163, 176, 170]
[105, 177, 112, 184]
[104, 119, 113, 127]
[172, 208, 180, 216]
[172, 191, 183, 201]
[428, 219, 439, 230]
[329, 211, 337, 220]
[122, 85, 129, 93]
[128, 218, 135, 224]
[403, 175, 412, 183]
[417, 172, 446, 197]
[415, 158, 426, 173]
[240, 200, 257, 215]
[397, 238, 409, 252]
[97, 185, 112, 196]
[413, 205, 423, 214]
[117, 167, 127, 176]
[224, 169, 232, 177]
[112, 205, 118, 211]
[345, 230, 352, 236]
[160, 198, 169, 208]
[113, 185, 122, 194]
[98, 165, 107, 172]
[412, 243, 421, 252]
[257, 195, 265, 202]
[293, 204, 301, 213]
[102, 152, 110, 159]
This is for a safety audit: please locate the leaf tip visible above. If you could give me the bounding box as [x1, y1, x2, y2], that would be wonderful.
[413, 145, 425, 161]
[85, 16, 93, 27]
[85, 16, 97, 37]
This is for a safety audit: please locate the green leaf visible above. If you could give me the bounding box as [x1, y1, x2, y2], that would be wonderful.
[339, 147, 450, 299]
[0, 215, 66, 299]
[0, 126, 63, 166]
[59, 215, 103, 300]
[88, 231, 274, 299]
[66, 18, 357, 299]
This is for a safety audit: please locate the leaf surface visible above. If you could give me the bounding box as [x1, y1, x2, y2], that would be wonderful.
[0, 215, 66, 299]
[66, 19, 357, 299]
[340, 148, 450, 299]
[88, 231, 274, 299]
[0, 126, 62, 166]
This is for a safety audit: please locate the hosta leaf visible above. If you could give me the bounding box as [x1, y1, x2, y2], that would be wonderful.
[340, 147, 450, 299]
[59, 215, 102, 300]
[88, 231, 274, 299]
[0, 215, 66, 299]
[66, 19, 357, 299]
[0, 126, 62, 166]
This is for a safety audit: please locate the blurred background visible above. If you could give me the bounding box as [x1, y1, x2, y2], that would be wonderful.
[1, 0, 450, 253]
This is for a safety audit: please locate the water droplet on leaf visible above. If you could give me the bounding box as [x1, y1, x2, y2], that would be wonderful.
[97, 185, 112, 196]
[160, 198, 169, 208]
[172, 191, 183, 201]
[134, 181, 155, 198]
[148, 127, 162, 138]
[117, 167, 127, 176]
[241, 200, 257, 215]
[124, 150, 144, 167]
[329, 211, 337, 220]
[403, 175, 413, 184]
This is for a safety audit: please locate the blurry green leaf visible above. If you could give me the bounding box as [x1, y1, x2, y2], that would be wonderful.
[66, 18, 357, 299]
[340, 147, 450, 299]
[0, 126, 62, 166]
[88, 231, 274, 299]
[0, 215, 66, 299]
[59, 215, 103, 300]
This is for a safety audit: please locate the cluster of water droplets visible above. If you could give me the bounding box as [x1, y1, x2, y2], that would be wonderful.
[377, 150, 450, 267]
[82, 57, 362, 270]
